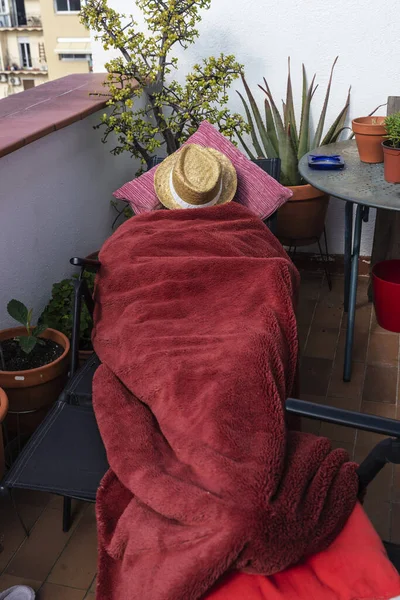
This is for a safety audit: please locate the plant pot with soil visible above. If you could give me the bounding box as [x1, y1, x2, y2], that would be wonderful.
[239, 57, 350, 243]
[0, 388, 9, 478]
[41, 271, 95, 366]
[352, 116, 387, 163]
[0, 300, 70, 435]
[382, 111, 400, 183]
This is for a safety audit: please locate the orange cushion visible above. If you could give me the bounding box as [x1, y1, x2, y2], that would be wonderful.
[206, 503, 400, 600]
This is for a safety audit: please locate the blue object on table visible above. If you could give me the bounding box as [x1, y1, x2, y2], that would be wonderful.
[308, 154, 345, 169]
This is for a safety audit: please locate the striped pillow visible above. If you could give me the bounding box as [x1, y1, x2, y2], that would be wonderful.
[113, 121, 292, 219]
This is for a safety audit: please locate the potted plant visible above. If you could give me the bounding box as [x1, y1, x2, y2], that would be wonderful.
[352, 116, 387, 163]
[238, 58, 350, 243]
[382, 112, 400, 183]
[0, 388, 8, 478]
[41, 272, 95, 365]
[0, 300, 69, 434]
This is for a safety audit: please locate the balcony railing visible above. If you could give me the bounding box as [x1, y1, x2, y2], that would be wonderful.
[0, 56, 48, 74]
[0, 13, 42, 28]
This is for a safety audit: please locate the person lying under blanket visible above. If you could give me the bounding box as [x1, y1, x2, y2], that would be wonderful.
[91, 136, 400, 600]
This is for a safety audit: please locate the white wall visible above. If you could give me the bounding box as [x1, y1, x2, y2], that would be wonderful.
[0, 111, 139, 329]
[91, 0, 400, 256]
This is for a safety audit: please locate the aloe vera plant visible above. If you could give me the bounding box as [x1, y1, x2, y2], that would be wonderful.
[237, 58, 351, 186]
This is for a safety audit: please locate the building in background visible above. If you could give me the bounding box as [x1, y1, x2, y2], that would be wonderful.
[0, 0, 91, 97]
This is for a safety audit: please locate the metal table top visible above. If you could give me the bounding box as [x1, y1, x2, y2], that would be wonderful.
[298, 140, 400, 212]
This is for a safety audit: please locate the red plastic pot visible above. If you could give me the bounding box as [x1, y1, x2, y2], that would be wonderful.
[372, 260, 400, 332]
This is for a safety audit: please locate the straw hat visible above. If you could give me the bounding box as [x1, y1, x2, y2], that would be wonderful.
[154, 144, 237, 210]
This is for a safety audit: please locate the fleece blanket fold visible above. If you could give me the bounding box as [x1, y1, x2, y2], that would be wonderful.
[92, 203, 359, 600]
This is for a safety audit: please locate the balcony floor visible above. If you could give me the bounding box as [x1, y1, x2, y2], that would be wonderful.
[0, 272, 399, 597]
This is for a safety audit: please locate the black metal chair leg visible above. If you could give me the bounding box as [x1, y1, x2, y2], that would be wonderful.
[318, 228, 332, 291]
[63, 497, 72, 532]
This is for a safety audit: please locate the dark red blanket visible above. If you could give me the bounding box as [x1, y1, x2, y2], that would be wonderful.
[92, 203, 359, 600]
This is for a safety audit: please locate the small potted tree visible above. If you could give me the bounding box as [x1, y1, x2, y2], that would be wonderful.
[0, 300, 70, 434]
[382, 112, 400, 183]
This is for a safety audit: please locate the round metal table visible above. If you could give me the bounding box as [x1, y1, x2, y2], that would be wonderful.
[299, 140, 400, 382]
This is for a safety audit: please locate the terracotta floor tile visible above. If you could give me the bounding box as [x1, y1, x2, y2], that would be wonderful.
[300, 417, 321, 435]
[299, 272, 323, 300]
[371, 308, 395, 335]
[391, 503, 400, 544]
[296, 297, 317, 327]
[393, 465, 400, 503]
[328, 360, 365, 399]
[90, 575, 97, 593]
[298, 394, 327, 404]
[313, 302, 343, 329]
[335, 328, 369, 364]
[357, 402, 397, 446]
[367, 332, 399, 367]
[355, 444, 393, 503]
[342, 303, 372, 333]
[6, 506, 83, 582]
[363, 365, 398, 404]
[38, 583, 86, 600]
[297, 325, 309, 355]
[0, 498, 46, 572]
[85, 594, 95, 599]
[303, 327, 339, 361]
[319, 395, 361, 444]
[0, 574, 41, 592]
[47, 505, 97, 590]
[362, 497, 391, 541]
[299, 357, 333, 396]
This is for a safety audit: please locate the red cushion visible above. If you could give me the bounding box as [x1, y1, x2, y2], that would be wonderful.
[205, 504, 400, 600]
[113, 121, 292, 219]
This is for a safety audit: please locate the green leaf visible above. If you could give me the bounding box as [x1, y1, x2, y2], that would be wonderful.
[34, 323, 48, 338]
[284, 57, 298, 152]
[298, 66, 316, 158]
[236, 131, 256, 160]
[7, 300, 29, 327]
[321, 88, 350, 146]
[312, 56, 338, 149]
[259, 80, 298, 185]
[237, 90, 264, 158]
[241, 75, 277, 157]
[18, 336, 37, 354]
[264, 98, 279, 155]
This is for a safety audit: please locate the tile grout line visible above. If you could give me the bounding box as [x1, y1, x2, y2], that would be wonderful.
[0, 494, 52, 578]
[39, 501, 90, 594]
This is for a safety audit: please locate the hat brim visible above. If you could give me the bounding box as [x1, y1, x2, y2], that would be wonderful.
[154, 146, 237, 210]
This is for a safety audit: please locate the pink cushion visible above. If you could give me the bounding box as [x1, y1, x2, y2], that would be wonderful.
[113, 121, 292, 219]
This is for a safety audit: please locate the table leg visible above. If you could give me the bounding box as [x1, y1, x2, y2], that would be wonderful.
[343, 204, 364, 382]
[344, 202, 353, 313]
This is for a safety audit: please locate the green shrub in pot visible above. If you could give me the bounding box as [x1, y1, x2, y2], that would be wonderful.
[41, 272, 95, 351]
[383, 112, 400, 184]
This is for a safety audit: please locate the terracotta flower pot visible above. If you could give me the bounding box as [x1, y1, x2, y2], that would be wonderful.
[352, 116, 387, 163]
[0, 327, 70, 435]
[383, 142, 400, 184]
[0, 388, 9, 478]
[277, 184, 330, 246]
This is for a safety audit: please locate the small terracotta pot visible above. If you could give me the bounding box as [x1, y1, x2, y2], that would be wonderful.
[352, 116, 387, 163]
[0, 327, 70, 435]
[277, 184, 330, 246]
[78, 348, 94, 367]
[383, 142, 400, 184]
[0, 388, 9, 478]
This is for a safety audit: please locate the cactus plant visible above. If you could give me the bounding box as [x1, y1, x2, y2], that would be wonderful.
[238, 58, 351, 186]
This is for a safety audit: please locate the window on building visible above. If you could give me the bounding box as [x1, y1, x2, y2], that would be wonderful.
[59, 53, 91, 61]
[55, 0, 81, 12]
[19, 42, 32, 68]
[23, 79, 34, 90]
